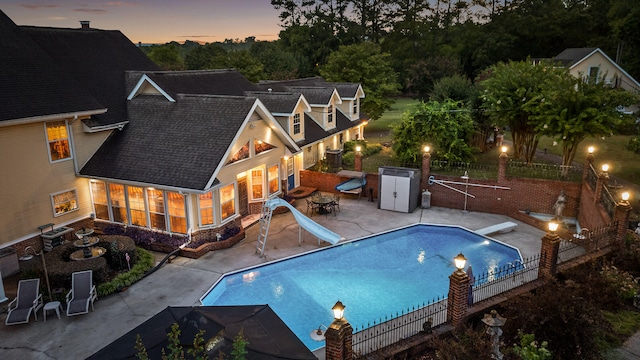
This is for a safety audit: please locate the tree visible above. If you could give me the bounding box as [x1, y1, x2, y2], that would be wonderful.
[527, 73, 638, 176]
[319, 42, 400, 120]
[392, 99, 476, 164]
[208, 50, 265, 82]
[250, 41, 300, 80]
[185, 43, 227, 70]
[146, 43, 185, 70]
[480, 60, 566, 163]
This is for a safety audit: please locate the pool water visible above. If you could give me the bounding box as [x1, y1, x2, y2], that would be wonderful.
[200, 224, 522, 351]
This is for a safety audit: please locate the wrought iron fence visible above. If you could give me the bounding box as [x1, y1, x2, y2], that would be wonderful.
[506, 161, 583, 182]
[586, 164, 597, 191]
[352, 296, 448, 357]
[601, 186, 616, 219]
[430, 160, 498, 180]
[557, 222, 618, 261]
[361, 157, 420, 172]
[470, 255, 541, 304]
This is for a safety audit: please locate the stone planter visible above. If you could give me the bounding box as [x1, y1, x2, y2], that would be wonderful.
[179, 228, 246, 259]
[148, 242, 181, 254]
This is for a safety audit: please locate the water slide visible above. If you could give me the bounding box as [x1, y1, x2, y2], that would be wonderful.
[265, 198, 342, 245]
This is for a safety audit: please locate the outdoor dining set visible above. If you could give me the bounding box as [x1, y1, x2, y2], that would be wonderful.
[305, 192, 341, 216]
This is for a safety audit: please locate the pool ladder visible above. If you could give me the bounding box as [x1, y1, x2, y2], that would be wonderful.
[255, 198, 274, 257]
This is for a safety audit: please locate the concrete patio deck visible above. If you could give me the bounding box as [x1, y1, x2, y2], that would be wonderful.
[0, 196, 549, 359]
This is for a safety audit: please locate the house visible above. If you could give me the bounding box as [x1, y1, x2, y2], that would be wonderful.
[0, 11, 367, 253]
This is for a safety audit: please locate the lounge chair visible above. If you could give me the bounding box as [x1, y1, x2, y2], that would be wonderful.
[5, 278, 43, 325]
[66, 270, 98, 317]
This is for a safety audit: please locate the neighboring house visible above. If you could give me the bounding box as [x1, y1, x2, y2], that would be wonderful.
[0, 11, 367, 252]
[552, 47, 640, 113]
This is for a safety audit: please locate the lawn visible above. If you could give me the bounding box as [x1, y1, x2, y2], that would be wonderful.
[364, 97, 420, 144]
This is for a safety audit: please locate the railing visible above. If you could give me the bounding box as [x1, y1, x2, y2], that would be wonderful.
[430, 161, 498, 180]
[557, 222, 618, 261]
[586, 164, 597, 190]
[506, 161, 583, 182]
[470, 255, 541, 304]
[352, 296, 448, 357]
[601, 186, 616, 219]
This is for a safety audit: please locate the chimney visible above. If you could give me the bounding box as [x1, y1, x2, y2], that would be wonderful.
[80, 20, 90, 29]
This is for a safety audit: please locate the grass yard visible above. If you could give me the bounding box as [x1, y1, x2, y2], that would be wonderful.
[364, 97, 420, 144]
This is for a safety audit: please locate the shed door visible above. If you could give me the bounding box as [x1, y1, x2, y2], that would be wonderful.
[380, 174, 410, 212]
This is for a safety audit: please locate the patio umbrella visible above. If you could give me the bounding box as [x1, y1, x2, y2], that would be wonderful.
[88, 305, 316, 360]
[466, 265, 474, 305]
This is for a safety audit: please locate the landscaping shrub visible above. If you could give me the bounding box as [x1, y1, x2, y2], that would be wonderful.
[44, 242, 108, 290]
[103, 224, 187, 249]
[96, 247, 154, 297]
[97, 235, 138, 271]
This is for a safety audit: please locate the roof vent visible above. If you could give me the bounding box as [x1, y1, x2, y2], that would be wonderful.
[268, 88, 272, 93]
[80, 20, 90, 29]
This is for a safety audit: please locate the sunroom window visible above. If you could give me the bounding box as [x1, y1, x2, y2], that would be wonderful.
[90, 181, 109, 220]
[167, 191, 186, 234]
[147, 188, 166, 231]
[268, 164, 279, 195]
[199, 192, 214, 226]
[220, 183, 236, 221]
[128, 186, 147, 227]
[109, 184, 128, 224]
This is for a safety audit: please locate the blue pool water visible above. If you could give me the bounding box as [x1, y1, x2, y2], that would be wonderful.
[200, 224, 522, 351]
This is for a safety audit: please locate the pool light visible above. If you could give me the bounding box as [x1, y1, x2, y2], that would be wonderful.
[548, 221, 559, 232]
[454, 253, 467, 272]
[332, 300, 345, 320]
[310, 324, 327, 341]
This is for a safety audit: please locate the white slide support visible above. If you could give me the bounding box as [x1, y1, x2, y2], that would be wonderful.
[265, 198, 342, 245]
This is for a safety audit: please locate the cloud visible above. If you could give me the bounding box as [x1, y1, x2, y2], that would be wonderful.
[20, 4, 58, 10]
[177, 35, 218, 39]
[73, 8, 108, 14]
[47, 16, 67, 21]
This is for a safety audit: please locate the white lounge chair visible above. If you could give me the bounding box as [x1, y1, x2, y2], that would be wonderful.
[476, 221, 518, 236]
[5, 278, 43, 325]
[66, 270, 97, 316]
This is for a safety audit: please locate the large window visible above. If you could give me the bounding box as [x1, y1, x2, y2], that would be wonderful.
[128, 186, 147, 227]
[220, 183, 236, 221]
[109, 184, 128, 224]
[167, 191, 186, 234]
[147, 188, 166, 231]
[46, 121, 71, 162]
[268, 164, 279, 195]
[293, 113, 301, 134]
[327, 105, 333, 123]
[199, 192, 214, 226]
[250, 168, 264, 200]
[51, 189, 78, 216]
[90, 181, 109, 220]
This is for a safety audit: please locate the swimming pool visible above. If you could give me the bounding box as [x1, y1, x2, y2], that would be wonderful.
[200, 223, 522, 351]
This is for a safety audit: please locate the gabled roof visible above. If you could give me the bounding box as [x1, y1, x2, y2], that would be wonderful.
[88, 305, 316, 360]
[0, 11, 105, 124]
[331, 83, 364, 99]
[244, 91, 311, 115]
[128, 69, 259, 101]
[553, 48, 598, 67]
[79, 95, 260, 191]
[286, 86, 340, 106]
[19, 23, 160, 129]
[298, 108, 366, 147]
[259, 77, 363, 101]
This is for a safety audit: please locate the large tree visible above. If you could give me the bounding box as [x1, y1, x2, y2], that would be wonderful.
[480, 60, 567, 163]
[527, 73, 638, 175]
[392, 99, 476, 163]
[319, 42, 400, 120]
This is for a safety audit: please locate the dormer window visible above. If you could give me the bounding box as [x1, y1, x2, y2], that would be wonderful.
[328, 105, 334, 123]
[293, 113, 301, 134]
[352, 100, 358, 115]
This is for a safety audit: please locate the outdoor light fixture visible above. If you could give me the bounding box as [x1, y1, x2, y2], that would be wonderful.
[622, 192, 630, 201]
[602, 164, 609, 172]
[548, 221, 559, 232]
[501, 146, 507, 153]
[355, 145, 362, 153]
[310, 324, 327, 341]
[587, 146, 595, 154]
[424, 145, 430, 153]
[454, 253, 467, 271]
[332, 300, 345, 320]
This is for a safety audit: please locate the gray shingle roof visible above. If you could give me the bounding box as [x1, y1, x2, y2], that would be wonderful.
[139, 70, 259, 99]
[79, 95, 257, 190]
[0, 11, 104, 123]
[553, 48, 597, 67]
[20, 24, 161, 128]
[244, 91, 302, 114]
[285, 86, 335, 105]
[297, 109, 365, 147]
[258, 77, 361, 99]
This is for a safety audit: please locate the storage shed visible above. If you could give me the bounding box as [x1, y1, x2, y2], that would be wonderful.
[378, 166, 421, 213]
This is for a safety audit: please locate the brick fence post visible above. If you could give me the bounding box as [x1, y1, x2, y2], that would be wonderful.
[421, 149, 431, 192]
[538, 225, 561, 280]
[613, 196, 632, 243]
[447, 260, 470, 327]
[325, 319, 353, 360]
[497, 147, 508, 184]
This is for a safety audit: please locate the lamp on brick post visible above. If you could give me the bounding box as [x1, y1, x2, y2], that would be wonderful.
[498, 146, 508, 183]
[325, 300, 353, 360]
[447, 253, 470, 327]
[538, 221, 561, 280]
[421, 145, 431, 192]
[613, 191, 632, 244]
[583, 146, 595, 181]
[594, 163, 609, 205]
[354, 145, 362, 172]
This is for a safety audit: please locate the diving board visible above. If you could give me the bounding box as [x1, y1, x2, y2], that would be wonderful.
[256, 197, 343, 256]
[476, 221, 518, 236]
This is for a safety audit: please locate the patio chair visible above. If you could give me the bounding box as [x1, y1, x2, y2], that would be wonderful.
[305, 199, 320, 217]
[332, 194, 341, 213]
[5, 278, 43, 325]
[66, 270, 98, 317]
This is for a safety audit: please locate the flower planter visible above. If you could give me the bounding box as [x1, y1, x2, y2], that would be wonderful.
[179, 228, 246, 259]
[148, 242, 180, 254]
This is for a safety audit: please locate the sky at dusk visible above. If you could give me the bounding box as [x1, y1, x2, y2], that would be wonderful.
[2, 1, 284, 43]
